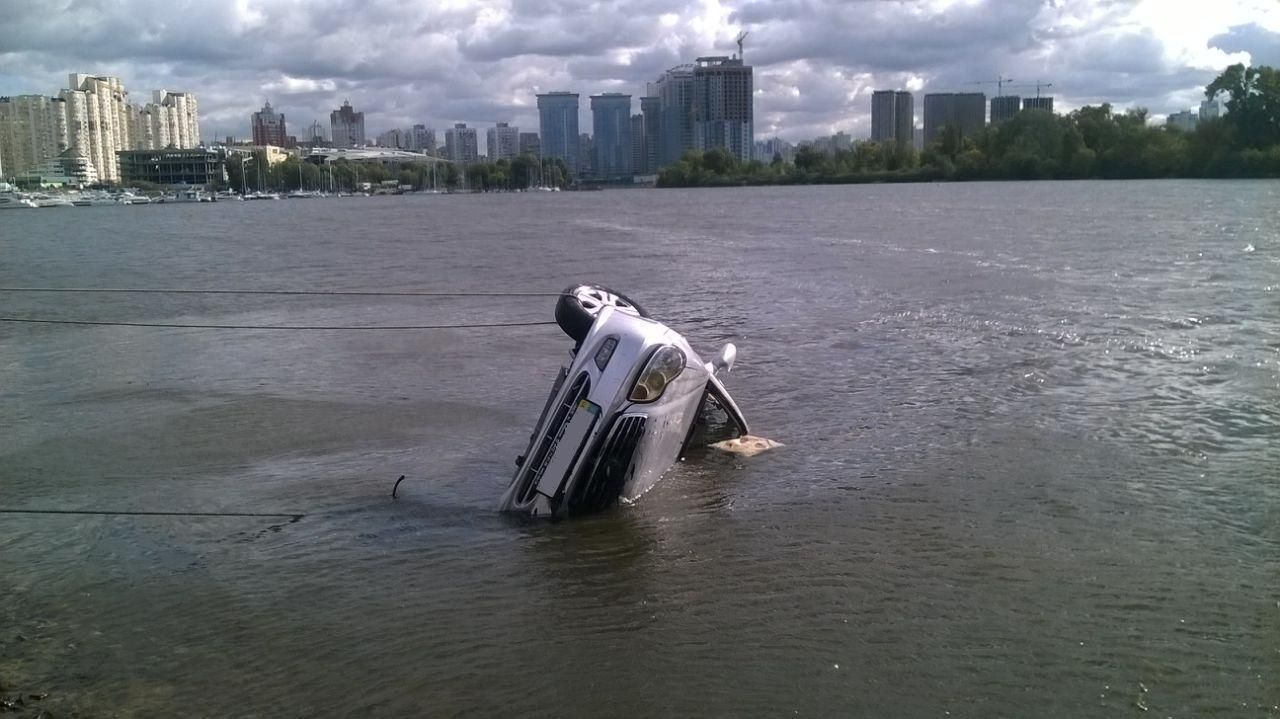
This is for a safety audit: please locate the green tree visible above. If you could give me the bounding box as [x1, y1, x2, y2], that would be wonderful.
[1071, 104, 1119, 156]
[1206, 63, 1280, 149]
[933, 124, 964, 160]
[853, 142, 885, 172]
[793, 145, 826, 173]
[701, 147, 737, 175]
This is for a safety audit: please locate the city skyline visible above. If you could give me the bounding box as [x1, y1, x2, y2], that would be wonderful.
[0, 1, 1277, 149]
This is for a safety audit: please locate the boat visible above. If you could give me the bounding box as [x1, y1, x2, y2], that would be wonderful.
[72, 191, 119, 207]
[31, 194, 75, 208]
[157, 189, 210, 203]
[0, 193, 37, 209]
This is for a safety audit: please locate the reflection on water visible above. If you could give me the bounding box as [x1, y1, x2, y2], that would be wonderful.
[1, 181, 1277, 716]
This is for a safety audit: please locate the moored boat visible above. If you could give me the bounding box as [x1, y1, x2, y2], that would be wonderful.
[0, 194, 37, 209]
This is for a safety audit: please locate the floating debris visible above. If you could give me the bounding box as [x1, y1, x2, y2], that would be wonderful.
[710, 435, 783, 457]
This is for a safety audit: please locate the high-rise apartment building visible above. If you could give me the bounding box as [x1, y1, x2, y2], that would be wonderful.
[754, 136, 794, 163]
[691, 56, 753, 162]
[990, 95, 1021, 125]
[537, 92, 579, 173]
[640, 95, 660, 174]
[1167, 110, 1198, 132]
[656, 66, 695, 166]
[445, 123, 479, 165]
[150, 90, 199, 148]
[871, 90, 914, 145]
[252, 100, 287, 146]
[871, 90, 896, 143]
[487, 122, 519, 161]
[590, 93, 632, 178]
[406, 125, 435, 153]
[894, 91, 913, 146]
[63, 74, 130, 182]
[518, 132, 540, 157]
[0, 95, 70, 178]
[302, 120, 329, 146]
[630, 114, 646, 176]
[376, 128, 404, 148]
[1022, 96, 1054, 113]
[1, 74, 199, 183]
[923, 92, 986, 145]
[1199, 98, 1224, 122]
[330, 100, 365, 148]
[130, 91, 201, 151]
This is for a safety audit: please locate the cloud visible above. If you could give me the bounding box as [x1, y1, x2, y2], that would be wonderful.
[262, 76, 339, 96]
[1210, 23, 1280, 67]
[0, 0, 1277, 150]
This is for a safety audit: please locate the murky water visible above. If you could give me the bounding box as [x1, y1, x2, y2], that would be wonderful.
[1, 181, 1278, 717]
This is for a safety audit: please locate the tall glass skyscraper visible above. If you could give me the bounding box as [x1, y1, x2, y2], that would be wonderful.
[536, 92, 579, 173]
[656, 66, 695, 166]
[590, 93, 632, 178]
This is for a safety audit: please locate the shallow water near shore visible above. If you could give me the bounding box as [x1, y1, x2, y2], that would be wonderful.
[1, 180, 1278, 717]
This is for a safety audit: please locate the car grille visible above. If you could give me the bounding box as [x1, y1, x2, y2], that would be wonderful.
[569, 414, 647, 515]
[518, 372, 591, 504]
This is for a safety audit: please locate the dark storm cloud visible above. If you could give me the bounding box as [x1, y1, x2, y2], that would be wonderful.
[1210, 23, 1280, 67]
[736, 0, 1047, 71]
[0, 0, 1273, 145]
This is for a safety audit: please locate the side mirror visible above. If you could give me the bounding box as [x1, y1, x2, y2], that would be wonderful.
[710, 343, 737, 375]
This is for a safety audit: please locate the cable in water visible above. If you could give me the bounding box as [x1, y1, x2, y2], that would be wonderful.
[0, 317, 557, 331]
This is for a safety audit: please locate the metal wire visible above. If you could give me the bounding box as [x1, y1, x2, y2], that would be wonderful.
[0, 317, 557, 331]
[0, 287, 568, 297]
[0, 508, 303, 521]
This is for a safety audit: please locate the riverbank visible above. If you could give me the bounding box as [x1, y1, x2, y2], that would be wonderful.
[664, 65, 1280, 188]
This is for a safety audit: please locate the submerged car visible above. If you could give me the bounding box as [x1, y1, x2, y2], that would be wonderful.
[499, 284, 749, 518]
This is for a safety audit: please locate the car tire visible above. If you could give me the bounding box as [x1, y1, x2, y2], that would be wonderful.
[554, 284, 648, 342]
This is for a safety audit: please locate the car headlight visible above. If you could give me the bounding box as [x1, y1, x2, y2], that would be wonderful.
[630, 345, 686, 403]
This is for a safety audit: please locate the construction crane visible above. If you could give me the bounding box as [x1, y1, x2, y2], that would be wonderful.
[736, 30, 749, 61]
[969, 75, 1015, 96]
[1007, 81, 1054, 98]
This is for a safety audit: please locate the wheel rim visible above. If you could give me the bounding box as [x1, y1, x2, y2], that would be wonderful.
[573, 286, 639, 316]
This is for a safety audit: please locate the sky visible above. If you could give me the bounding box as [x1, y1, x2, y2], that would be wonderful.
[2, 0, 1279, 152]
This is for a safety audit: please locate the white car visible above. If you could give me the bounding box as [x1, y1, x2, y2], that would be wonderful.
[499, 284, 749, 518]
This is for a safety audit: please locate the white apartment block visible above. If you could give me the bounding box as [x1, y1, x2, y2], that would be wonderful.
[0, 74, 201, 183]
[63, 74, 130, 182]
[147, 90, 200, 149]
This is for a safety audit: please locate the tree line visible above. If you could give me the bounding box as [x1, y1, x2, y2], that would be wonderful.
[225, 153, 572, 193]
[658, 63, 1280, 187]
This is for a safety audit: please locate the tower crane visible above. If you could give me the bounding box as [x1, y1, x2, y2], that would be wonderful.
[1007, 81, 1053, 98]
[736, 30, 749, 61]
[969, 75, 1015, 96]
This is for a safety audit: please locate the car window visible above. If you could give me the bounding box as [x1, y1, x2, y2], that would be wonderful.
[687, 384, 747, 446]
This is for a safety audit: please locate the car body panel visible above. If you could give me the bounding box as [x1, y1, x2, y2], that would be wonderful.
[499, 304, 746, 518]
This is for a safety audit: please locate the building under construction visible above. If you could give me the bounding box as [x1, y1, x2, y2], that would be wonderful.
[117, 147, 226, 187]
[692, 55, 754, 162]
[922, 92, 986, 145]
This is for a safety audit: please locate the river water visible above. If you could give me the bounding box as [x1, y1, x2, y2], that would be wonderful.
[1, 181, 1277, 717]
